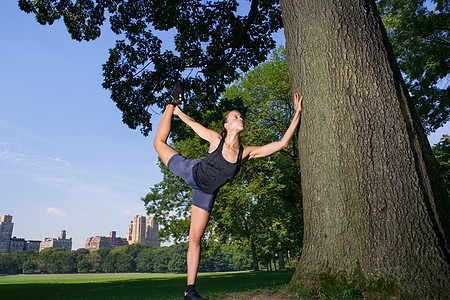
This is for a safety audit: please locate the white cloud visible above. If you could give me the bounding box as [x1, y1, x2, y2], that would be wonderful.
[0, 141, 147, 200]
[0, 149, 29, 162]
[46, 207, 67, 217]
[0, 119, 48, 142]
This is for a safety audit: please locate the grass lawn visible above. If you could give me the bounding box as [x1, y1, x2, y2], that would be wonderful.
[0, 269, 295, 299]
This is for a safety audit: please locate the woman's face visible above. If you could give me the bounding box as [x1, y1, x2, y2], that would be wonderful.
[225, 110, 244, 133]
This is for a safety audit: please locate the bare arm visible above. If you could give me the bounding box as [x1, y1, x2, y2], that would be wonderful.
[244, 93, 303, 161]
[173, 106, 221, 143]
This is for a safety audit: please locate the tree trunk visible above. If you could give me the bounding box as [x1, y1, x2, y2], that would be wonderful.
[250, 238, 259, 271]
[287, 250, 292, 268]
[278, 242, 285, 270]
[243, 216, 260, 271]
[280, 0, 450, 297]
[278, 251, 285, 270]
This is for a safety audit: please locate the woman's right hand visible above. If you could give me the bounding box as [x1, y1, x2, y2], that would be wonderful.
[293, 93, 303, 114]
[173, 105, 182, 116]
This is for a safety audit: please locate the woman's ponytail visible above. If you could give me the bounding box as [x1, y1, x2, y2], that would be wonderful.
[221, 111, 231, 139]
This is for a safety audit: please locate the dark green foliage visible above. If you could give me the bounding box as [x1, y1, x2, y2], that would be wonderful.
[18, 0, 282, 135]
[0, 242, 250, 274]
[219, 47, 303, 268]
[18, 0, 448, 135]
[377, 0, 450, 132]
[135, 247, 154, 272]
[432, 134, 450, 193]
[0, 253, 21, 275]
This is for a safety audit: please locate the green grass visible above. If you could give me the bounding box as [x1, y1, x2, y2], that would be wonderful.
[0, 269, 295, 299]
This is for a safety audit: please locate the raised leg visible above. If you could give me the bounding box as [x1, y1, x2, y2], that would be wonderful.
[153, 104, 180, 167]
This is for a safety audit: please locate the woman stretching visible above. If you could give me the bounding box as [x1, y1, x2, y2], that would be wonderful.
[153, 83, 302, 300]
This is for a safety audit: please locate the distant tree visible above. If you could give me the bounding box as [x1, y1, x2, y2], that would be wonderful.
[166, 243, 188, 273]
[0, 254, 20, 275]
[74, 248, 90, 273]
[117, 243, 149, 259]
[21, 259, 36, 274]
[59, 251, 76, 274]
[102, 251, 118, 273]
[432, 134, 450, 193]
[219, 47, 302, 269]
[115, 253, 135, 273]
[96, 247, 112, 272]
[112, 244, 148, 272]
[96, 247, 111, 260]
[39, 248, 76, 274]
[87, 250, 102, 273]
[136, 247, 154, 272]
[77, 256, 91, 273]
[377, 0, 449, 133]
[21, 251, 44, 274]
[151, 247, 170, 273]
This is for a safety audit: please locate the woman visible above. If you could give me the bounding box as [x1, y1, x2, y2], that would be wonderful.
[153, 85, 302, 300]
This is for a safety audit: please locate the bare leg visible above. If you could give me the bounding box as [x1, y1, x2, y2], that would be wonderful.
[187, 205, 210, 285]
[153, 104, 179, 167]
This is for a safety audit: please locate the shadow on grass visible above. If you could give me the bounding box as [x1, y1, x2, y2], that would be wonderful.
[0, 270, 295, 300]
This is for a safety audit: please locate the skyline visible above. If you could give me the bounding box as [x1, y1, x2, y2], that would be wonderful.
[1, 2, 448, 250]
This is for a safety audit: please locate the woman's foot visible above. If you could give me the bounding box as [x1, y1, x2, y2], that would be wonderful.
[184, 289, 204, 300]
[170, 81, 184, 106]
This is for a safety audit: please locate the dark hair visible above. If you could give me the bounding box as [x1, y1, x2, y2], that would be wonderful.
[220, 111, 232, 139]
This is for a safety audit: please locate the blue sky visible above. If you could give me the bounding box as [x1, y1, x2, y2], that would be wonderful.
[1, 1, 448, 250]
[1, 2, 163, 249]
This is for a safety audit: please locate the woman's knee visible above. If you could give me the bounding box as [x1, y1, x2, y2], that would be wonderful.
[189, 232, 203, 245]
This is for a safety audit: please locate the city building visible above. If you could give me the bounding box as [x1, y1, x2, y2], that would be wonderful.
[0, 215, 42, 253]
[10, 237, 26, 253]
[0, 215, 14, 253]
[131, 215, 146, 244]
[39, 230, 72, 252]
[146, 217, 159, 248]
[127, 215, 160, 247]
[85, 231, 128, 250]
[26, 240, 41, 252]
[126, 222, 133, 241]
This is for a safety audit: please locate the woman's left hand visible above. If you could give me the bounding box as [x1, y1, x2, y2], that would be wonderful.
[294, 93, 303, 114]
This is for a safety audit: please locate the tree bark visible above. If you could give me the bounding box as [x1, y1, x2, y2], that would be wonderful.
[280, 0, 450, 297]
[243, 216, 260, 271]
[278, 242, 285, 270]
[278, 250, 285, 270]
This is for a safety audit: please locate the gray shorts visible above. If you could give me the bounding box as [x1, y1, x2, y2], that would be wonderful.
[167, 154, 216, 213]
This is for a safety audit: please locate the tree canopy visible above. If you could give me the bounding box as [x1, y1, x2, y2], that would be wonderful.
[0, 242, 251, 274]
[377, 0, 449, 132]
[18, 0, 449, 135]
[432, 134, 450, 193]
[19, 0, 282, 135]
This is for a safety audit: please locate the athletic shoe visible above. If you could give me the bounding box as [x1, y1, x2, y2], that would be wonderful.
[170, 81, 184, 106]
[184, 289, 205, 300]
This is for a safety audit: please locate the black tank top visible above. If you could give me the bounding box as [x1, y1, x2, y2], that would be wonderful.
[193, 139, 243, 194]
